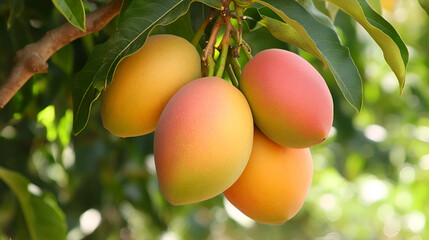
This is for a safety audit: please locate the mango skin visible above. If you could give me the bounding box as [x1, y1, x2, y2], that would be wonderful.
[240, 49, 333, 148]
[224, 128, 313, 225]
[100, 34, 201, 137]
[154, 77, 254, 205]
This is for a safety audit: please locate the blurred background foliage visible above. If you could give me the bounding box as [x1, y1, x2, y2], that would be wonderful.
[1, 0, 429, 239]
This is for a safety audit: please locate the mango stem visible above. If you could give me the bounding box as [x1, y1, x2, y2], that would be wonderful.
[191, 9, 215, 47]
[226, 64, 239, 87]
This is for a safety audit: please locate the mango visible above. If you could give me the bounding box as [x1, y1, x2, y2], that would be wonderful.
[100, 34, 201, 137]
[240, 49, 333, 148]
[154, 77, 254, 205]
[224, 128, 313, 225]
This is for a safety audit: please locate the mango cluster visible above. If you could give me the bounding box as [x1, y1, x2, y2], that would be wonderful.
[225, 49, 333, 224]
[100, 34, 333, 225]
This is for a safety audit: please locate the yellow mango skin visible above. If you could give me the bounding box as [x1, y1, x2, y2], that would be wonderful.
[240, 49, 333, 148]
[224, 128, 313, 225]
[154, 77, 254, 205]
[100, 34, 201, 137]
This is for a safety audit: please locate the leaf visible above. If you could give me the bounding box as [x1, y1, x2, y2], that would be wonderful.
[7, 0, 25, 29]
[51, 43, 75, 74]
[189, 2, 212, 33]
[312, 0, 339, 21]
[0, 167, 67, 240]
[259, 16, 324, 62]
[243, 7, 264, 30]
[154, 10, 196, 43]
[297, 0, 338, 32]
[419, 0, 429, 16]
[324, 0, 408, 93]
[254, 0, 363, 111]
[367, 0, 382, 14]
[51, 0, 86, 31]
[245, 7, 324, 61]
[72, 0, 222, 135]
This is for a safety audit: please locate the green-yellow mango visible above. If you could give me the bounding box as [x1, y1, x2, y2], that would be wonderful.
[240, 49, 333, 148]
[100, 34, 201, 137]
[224, 128, 313, 225]
[154, 77, 254, 205]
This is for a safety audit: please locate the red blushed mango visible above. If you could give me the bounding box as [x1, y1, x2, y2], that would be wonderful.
[154, 77, 254, 205]
[224, 128, 313, 225]
[100, 34, 201, 137]
[240, 49, 333, 148]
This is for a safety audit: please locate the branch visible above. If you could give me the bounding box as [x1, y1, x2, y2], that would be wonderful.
[202, 17, 223, 64]
[0, 0, 123, 110]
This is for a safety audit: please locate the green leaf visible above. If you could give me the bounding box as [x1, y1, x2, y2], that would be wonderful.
[154, 10, 196, 43]
[312, 0, 339, 21]
[259, 16, 324, 62]
[51, 0, 86, 31]
[367, 0, 382, 14]
[297, 0, 338, 32]
[324, 0, 408, 94]
[254, 0, 363, 111]
[51, 44, 75, 74]
[7, 0, 25, 29]
[0, 167, 67, 240]
[419, 0, 429, 16]
[72, 0, 222, 135]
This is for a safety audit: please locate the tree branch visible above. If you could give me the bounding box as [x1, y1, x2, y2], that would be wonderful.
[0, 0, 123, 110]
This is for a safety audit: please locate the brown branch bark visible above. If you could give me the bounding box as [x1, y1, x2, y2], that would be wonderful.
[0, 0, 123, 110]
[202, 17, 224, 64]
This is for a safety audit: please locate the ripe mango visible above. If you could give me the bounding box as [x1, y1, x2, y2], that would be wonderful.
[240, 49, 333, 148]
[154, 77, 254, 205]
[224, 128, 313, 225]
[100, 34, 201, 137]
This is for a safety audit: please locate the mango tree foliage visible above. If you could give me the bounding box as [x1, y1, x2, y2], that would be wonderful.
[1, 0, 428, 239]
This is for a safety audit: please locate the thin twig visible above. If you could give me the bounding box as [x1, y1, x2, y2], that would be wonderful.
[0, 0, 123, 110]
[202, 17, 224, 64]
[231, 28, 253, 60]
[234, 4, 245, 54]
[215, 0, 233, 78]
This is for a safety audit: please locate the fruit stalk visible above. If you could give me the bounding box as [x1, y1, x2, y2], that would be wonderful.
[191, 9, 215, 47]
[231, 29, 252, 60]
[228, 52, 242, 80]
[215, 0, 233, 78]
[226, 64, 239, 87]
[207, 54, 215, 77]
[202, 17, 223, 64]
[234, 4, 245, 54]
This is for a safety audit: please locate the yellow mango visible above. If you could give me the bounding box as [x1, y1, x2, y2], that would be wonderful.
[224, 128, 313, 225]
[100, 34, 201, 137]
[154, 77, 254, 205]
